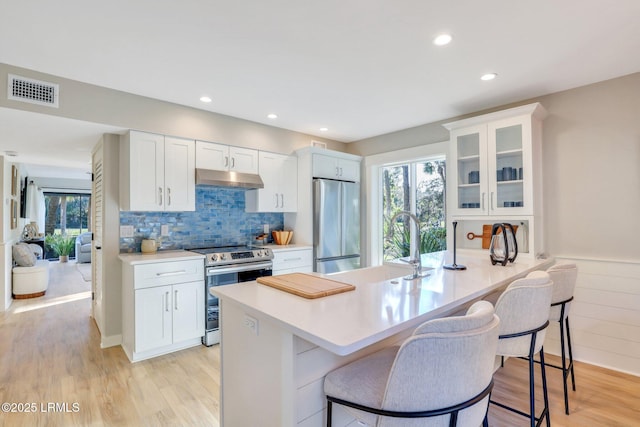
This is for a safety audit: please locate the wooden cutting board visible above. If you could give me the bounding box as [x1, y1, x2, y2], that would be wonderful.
[467, 224, 519, 249]
[257, 273, 355, 299]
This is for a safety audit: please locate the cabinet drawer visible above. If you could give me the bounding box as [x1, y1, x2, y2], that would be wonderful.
[134, 259, 203, 289]
[272, 249, 312, 271]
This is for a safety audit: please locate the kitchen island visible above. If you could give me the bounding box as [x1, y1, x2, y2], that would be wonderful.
[212, 251, 554, 427]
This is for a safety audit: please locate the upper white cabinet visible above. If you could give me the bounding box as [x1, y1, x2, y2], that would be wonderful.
[196, 141, 258, 174]
[313, 153, 360, 182]
[120, 131, 195, 212]
[245, 151, 298, 212]
[444, 103, 547, 217]
[444, 103, 547, 257]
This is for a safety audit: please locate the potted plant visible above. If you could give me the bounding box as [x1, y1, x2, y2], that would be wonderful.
[45, 233, 75, 263]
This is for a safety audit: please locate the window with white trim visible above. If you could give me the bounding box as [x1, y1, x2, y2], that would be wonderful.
[381, 157, 446, 261]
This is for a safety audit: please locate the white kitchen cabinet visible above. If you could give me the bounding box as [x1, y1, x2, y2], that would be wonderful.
[121, 256, 205, 362]
[313, 153, 360, 182]
[443, 103, 547, 257]
[120, 131, 195, 211]
[245, 151, 298, 212]
[196, 140, 258, 174]
[271, 246, 313, 275]
[134, 285, 173, 352]
[134, 280, 203, 356]
[445, 103, 546, 216]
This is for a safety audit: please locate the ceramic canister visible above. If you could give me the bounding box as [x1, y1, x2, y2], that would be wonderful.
[141, 239, 157, 254]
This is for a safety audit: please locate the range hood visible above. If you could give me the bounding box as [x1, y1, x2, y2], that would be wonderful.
[195, 168, 264, 189]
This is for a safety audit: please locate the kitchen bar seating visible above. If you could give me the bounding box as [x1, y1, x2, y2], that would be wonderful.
[545, 263, 579, 414]
[490, 271, 553, 427]
[324, 300, 500, 427]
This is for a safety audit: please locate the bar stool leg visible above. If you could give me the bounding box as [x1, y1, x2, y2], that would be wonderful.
[326, 400, 332, 427]
[528, 353, 536, 427]
[539, 348, 551, 427]
[566, 317, 576, 392]
[559, 316, 570, 415]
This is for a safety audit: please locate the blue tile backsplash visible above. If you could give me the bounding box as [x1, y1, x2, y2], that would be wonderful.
[120, 186, 284, 252]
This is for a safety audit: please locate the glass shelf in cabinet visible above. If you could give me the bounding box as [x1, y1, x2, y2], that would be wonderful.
[495, 149, 523, 158]
[496, 179, 523, 185]
[459, 183, 481, 188]
[458, 154, 480, 162]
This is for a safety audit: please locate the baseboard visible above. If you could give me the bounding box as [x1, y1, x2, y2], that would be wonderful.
[101, 334, 122, 348]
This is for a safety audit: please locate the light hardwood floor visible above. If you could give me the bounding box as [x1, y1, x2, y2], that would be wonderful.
[1, 262, 638, 426]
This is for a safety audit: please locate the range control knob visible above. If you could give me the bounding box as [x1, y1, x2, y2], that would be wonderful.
[211, 254, 219, 262]
[220, 253, 227, 260]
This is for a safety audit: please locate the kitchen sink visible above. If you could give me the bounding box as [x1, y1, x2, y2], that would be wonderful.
[328, 263, 433, 285]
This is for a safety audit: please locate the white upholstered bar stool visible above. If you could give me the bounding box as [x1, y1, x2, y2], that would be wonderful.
[324, 300, 500, 427]
[546, 263, 578, 415]
[490, 270, 553, 427]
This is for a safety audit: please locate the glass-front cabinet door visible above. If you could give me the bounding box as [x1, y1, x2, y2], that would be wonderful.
[449, 115, 533, 216]
[488, 116, 532, 215]
[450, 125, 488, 215]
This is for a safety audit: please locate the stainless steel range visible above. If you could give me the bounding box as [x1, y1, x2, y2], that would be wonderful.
[189, 245, 273, 346]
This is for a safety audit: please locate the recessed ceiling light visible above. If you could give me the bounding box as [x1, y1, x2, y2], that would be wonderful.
[267, 113, 278, 119]
[433, 34, 452, 46]
[319, 127, 328, 132]
[5, 150, 18, 157]
[480, 73, 497, 81]
[200, 96, 212, 103]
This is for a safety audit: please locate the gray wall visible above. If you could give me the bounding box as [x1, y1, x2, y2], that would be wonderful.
[0, 63, 346, 155]
[347, 72, 640, 261]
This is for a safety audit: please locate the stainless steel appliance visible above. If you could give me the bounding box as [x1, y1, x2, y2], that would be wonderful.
[189, 246, 273, 346]
[313, 178, 360, 273]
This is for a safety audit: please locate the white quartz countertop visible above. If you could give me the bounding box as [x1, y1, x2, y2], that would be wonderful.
[212, 251, 554, 356]
[118, 250, 205, 265]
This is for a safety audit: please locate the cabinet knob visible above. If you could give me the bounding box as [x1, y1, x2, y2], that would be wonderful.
[158, 187, 163, 206]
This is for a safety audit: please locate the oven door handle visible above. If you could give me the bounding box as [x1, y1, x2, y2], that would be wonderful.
[206, 261, 273, 276]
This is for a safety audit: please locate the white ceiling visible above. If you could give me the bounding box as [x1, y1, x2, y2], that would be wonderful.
[1, 0, 640, 175]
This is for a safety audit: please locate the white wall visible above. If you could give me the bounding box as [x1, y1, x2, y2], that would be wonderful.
[546, 257, 640, 376]
[0, 156, 26, 311]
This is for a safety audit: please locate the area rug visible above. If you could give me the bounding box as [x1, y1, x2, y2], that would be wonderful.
[76, 263, 92, 282]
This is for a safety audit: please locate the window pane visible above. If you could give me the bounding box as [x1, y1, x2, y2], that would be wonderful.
[382, 164, 410, 261]
[416, 160, 447, 253]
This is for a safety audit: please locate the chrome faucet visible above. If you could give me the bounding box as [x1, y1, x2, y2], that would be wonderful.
[388, 211, 423, 280]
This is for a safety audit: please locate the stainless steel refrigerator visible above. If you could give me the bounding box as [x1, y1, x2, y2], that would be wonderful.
[313, 179, 360, 273]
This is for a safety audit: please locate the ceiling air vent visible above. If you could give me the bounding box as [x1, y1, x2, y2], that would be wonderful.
[8, 74, 59, 108]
